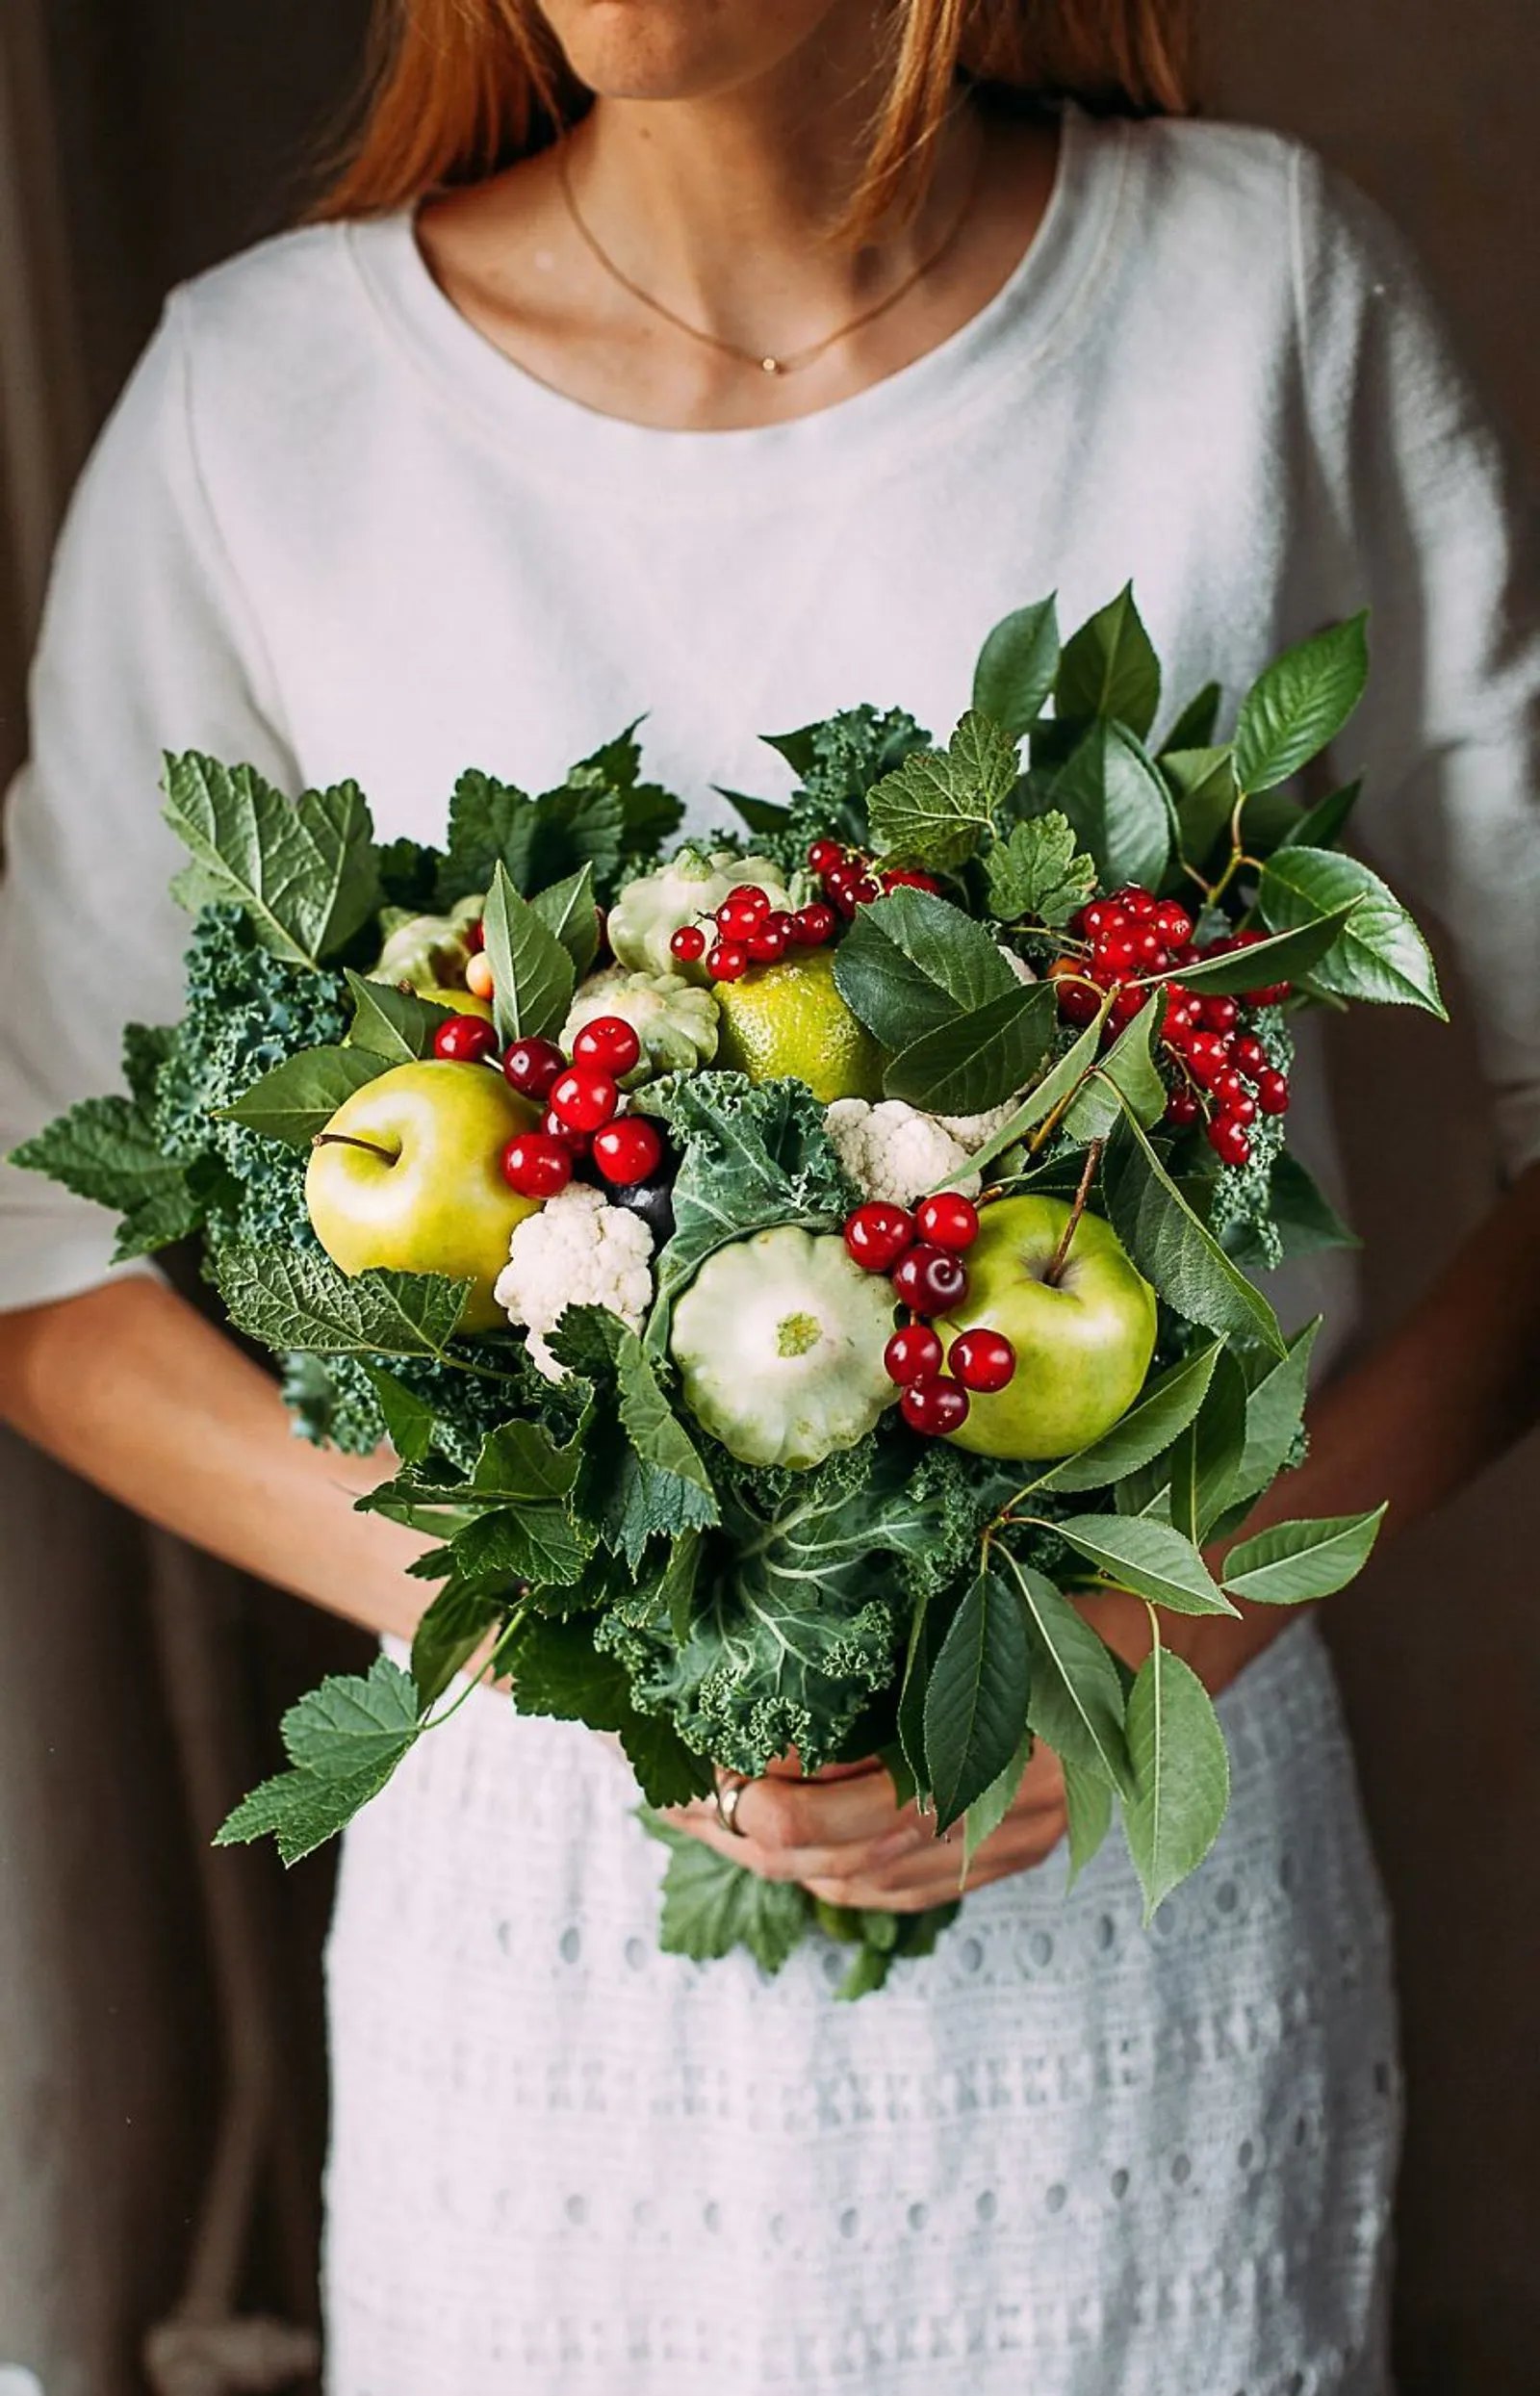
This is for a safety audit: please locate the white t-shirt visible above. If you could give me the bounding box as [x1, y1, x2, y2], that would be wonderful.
[2, 105, 1538, 1338]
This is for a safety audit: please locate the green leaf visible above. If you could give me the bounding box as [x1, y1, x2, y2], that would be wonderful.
[468, 1418, 582, 1505]
[437, 767, 625, 907]
[884, 980, 1057, 1116]
[715, 786, 793, 835]
[481, 861, 577, 1045]
[346, 970, 459, 1062]
[1167, 1346, 1250, 1543]
[1062, 1758, 1115, 1886]
[1034, 1342, 1221, 1493]
[1055, 583, 1162, 739]
[1258, 847, 1445, 1017]
[215, 1758, 406, 1866]
[11, 1094, 202, 1259]
[1051, 720, 1173, 893]
[1161, 681, 1222, 754]
[530, 863, 600, 981]
[972, 596, 1061, 738]
[409, 1578, 500, 1707]
[1006, 1557, 1132, 1793]
[962, 1724, 1035, 1869]
[866, 709, 1019, 870]
[948, 1007, 1111, 1181]
[1150, 906, 1362, 995]
[1221, 1507, 1386, 1605]
[1267, 1154, 1360, 1260]
[1232, 613, 1369, 794]
[215, 1656, 422, 1866]
[220, 1043, 387, 1146]
[1056, 1513, 1238, 1617]
[643, 1816, 810, 1973]
[614, 1330, 720, 1559]
[1123, 1644, 1230, 1919]
[1103, 1107, 1286, 1354]
[163, 753, 379, 966]
[1162, 745, 1238, 870]
[618, 1715, 715, 1810]
[213, 1242, 469, 1358]
[922, 1568, 1033, 1831]
[502, 1611, 641, 1729]
[1062, 995, 1168, 1144]
[1278, 777, 1363, 852]
[365, 1366, 438, 1463]
[984, 811, 1097, 927]
[833, 886, 1016, 1050]
[759, 724, 821, 780]
[1228, 1317, 1320, 1509]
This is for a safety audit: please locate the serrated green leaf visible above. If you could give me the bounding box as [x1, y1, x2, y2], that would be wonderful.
[214, 1242, 469, 1358]
[715, 786, 793, 835]
[281, 1654, 422, 1776]
[1006, 1557, 1132, 1793]
[946, 1006, 1111, 1183]
[1062, 994, 1168, 1143]
[833, 886, 1016, 1049]
[1162, 745, 1238, 870]
[923, 1568, 1033, 1831]
[1232, 614, 1369, 795]
[12, 1094, 202, 1259]
[1056, 1513, 1238, 1617]
[409, 1576, 502, 1707]
[866, 709, 1019, 870]
[1167, 1346, 1250, 1543]
[1154, 906, 1362, 996]
[1161, 682, 1222, 754]
[1258, 847, 1445, 1017]
[619, 1716, 714, 1810]
[1229, 1317, 1320, 1508]
[962, 1723, 1035, 1869]
[972, 595, 1061, 737]
[365, 1366, 438, 1463]
[1123, 1644, 1230, 1919]
[220, 1043, 388, 1146]
[984, 811, 1097, 927]
[1221, 1507, 1386, 1605]
[437, 768, 626, 907]
[643, 1815, 810, 1971]
[530, 863, 600, 979]
[481, 860, 577, 1045]
[1062, 1757, 1115, 1886]
[215, 1757, 406, 1866]
[1278, 777, 1363, 852]
[884, 980, 1057, 1115]
[1103, 1106, 1286, 1354]
[163, 752, 379, 966]
[1055, 584, 1162, 739]
[614, 1330, 720, 1559]
[1051, 719, 1173, 893]
[1034, 1342, 1220, 1494]
[346, 971, 459, 1062]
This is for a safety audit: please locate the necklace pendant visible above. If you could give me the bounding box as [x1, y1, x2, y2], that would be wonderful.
[760, 356, 782, 375]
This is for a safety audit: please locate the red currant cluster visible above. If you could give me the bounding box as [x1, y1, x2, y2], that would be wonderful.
[1047, 887, 1293, 1171]
[670, 884, 835, 984]
[807, 838, 940, 920]
[842, 1193, 1018, 1439]
[431, 1007, 663, 1199]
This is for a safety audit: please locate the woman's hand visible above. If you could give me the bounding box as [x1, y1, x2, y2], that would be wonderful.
[668, 1744, 1068, 1916]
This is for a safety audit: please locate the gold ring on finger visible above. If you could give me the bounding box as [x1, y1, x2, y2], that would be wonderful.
[713, 1770, 750, 1838]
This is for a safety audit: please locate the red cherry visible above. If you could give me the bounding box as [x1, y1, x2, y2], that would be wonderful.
[915, 1192, 980, 1251]
[885, 1324, 944, 1386]
[573, 1015, 642, 1076]
[550, 1065, 620, 1132]
[1152, 901, 1194, 945]
[501, 1036, 566, 1100]
[1163, 1087, 1201, 1128]
[1255, 1069, 1291, 1116]
[432, 1013, 500, 1064]
[670, 923, 707, 964]
[592, 1117, 664, 1185]
[891, 1243, 969, 1316]
[843, 1201, 915, 1273]
[1208, 1116, 1252, 1167]
[543, 1106, 591, 1157]
[747, 916, 790, 963]
[1233, 1033, 1267, 1078]
[949, 1328, 1015, 1393]
[500, 1133, 573, 1199]
[790, 903, 836, 946]
[707, 941, 750, 982]
[808, 838, 845, 874]
[880, 869, 942, 894]
[900, 1377, 971, 1436]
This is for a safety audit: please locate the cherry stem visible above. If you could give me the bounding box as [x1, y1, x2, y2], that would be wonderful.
[312, 1131, 398, 1166]
[1043, 1139, 1103, 1286]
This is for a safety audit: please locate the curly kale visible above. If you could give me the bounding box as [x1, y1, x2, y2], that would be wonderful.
[1205, 1012, 1295, 1269]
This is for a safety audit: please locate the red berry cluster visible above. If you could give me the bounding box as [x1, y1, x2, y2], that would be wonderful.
[808, 837, 940, 921]
[1047, 887, 1293, 1171]
[842, 1193, 1018, 1438]
[431, 1006, 663, 1199]
[670, 883, 835, 982]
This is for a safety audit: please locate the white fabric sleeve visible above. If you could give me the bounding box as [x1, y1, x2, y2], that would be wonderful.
[1293, 146, 1540, 1179]
[0, 290, 300, 1307]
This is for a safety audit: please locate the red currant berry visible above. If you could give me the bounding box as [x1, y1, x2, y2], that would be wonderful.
[1133, 925, 1168, 967]
[900, 1377, 971, 1437]
[501, 1036, 566, 1101]
[848, 875, 881, 907]
[790, 903, 836, 946]
[543, 1107, 590, 1157]
[949, 1328, 1015, 1393]
[1059, 981, 1103, 1026]
[823, 861, 861, 895]
[747, 915, 790, 963]
[573, 1015, 643, 1076]
[550, 1065, 620, 1133]
[465, 918, 485, 953]
[1185, 1031, 1231, 1089]
[1163, 1087, 1201, 1128]
[1233, 1033, 1267, 1078]
[1116, 887, 1159, 919]
[1255, 1069, 1291, 1116]
[1112, 986, 1149, 1028]
[432, 1013, 500, 1064]
[715, 898, 765, 940]
[1080, 898, 1123, 937]
[724, 884, 770, 915]
[891, 1243, 969, 1316]
[1092, 932, 1141, 982]
[915, 1192, 980, 1251]
[1223, 1092, 1258, 1127]
[670, 923, 707, 964]
[880, 868, 942, 895]
[807, 839, 845, 874]
[500, 1133, 573, 1199]
[1152, 901, 1194, 945]
[1208, 1116, 1252, 1167]
[1246, 980, 1292, 1009]
[1200, 993, 1240, 1033]
[591, 1117, 664, 1186]
[843, 1201, 915, 1273]
[1212, 1066, 1246, 1107]
[706, 941, 750, 982]
[884, 1323, 944, 1386]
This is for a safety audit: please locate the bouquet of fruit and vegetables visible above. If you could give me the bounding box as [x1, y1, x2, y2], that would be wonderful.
[14, 588, 1446, 1995]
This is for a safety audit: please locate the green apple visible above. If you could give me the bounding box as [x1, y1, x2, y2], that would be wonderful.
[305, 1060, 541, 1332]
[936, 1194, 1157, 1460]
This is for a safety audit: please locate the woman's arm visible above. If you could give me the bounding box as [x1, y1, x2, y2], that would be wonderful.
[0, 1276, 429, 1639]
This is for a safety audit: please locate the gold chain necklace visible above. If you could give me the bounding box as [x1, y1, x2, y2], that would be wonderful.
[555, 130, 986, 379]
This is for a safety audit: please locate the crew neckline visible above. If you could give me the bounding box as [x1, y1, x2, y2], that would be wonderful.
[346, 103, 1128, 502]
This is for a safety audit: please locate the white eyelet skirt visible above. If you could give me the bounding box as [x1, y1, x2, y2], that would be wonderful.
[321, 1618, 1399, 2396]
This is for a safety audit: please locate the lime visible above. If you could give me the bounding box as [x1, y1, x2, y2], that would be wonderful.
[714, 947, 885, 1103]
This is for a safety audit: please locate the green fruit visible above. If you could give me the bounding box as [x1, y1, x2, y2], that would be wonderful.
[561, 966, 718, 1084]
[714, 948, 884, 1103]
[305, 1060, 541, 1333]
[670, 1225, 897, 1469]
[606, 847, 794, 981]
[937, 1195, 1157, 1460]
[371, 893, 484, 990]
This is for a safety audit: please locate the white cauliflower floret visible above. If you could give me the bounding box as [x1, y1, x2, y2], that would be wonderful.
[493, 1183, 654, 1382]
[825, 1098, 983, 1206]
[936, 1097, 1021, 1148]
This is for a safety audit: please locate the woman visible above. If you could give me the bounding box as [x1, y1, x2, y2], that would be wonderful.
[2, 1, 1538, 2388]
